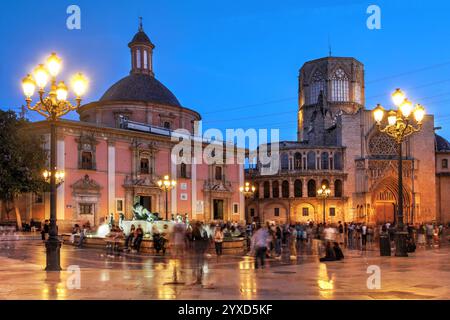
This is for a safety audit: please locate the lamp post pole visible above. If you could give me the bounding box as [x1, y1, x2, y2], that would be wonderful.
[158, 175, 176, 221]
[372, 88, 425, 257]
[21, 53, 88, 271]
[317, 185, 331, 225]
[165, 187, 169, 221]
[239, 182, 256, 222]
[46, 120, 60, 270]
[322, 196, 326, 224]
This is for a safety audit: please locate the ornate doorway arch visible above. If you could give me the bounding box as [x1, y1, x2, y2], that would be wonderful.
[370, 176, 411, 225]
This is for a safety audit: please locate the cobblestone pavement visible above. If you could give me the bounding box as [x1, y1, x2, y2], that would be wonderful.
[0, 240, 448, 300]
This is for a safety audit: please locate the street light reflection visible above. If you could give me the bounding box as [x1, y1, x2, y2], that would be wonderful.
[240, 258, 257, 298]
[317, 263, 334, 299]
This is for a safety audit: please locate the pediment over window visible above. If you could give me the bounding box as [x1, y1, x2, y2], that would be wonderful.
[71, 175, 102, 194]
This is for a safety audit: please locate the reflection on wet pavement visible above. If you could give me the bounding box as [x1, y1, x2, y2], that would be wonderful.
[0, 240, 449, 300]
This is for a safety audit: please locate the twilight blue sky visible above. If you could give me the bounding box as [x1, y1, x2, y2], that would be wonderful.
[1, 0, 450, 140]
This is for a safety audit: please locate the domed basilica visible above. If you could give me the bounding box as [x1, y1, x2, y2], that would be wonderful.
[17, 23, 245, 231]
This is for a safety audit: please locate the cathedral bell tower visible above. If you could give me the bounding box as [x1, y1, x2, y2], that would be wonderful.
[297, 57, 365, 145]
[129, 17, 155, 76]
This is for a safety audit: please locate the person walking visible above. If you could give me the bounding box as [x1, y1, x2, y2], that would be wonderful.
[361, 223, 368, 250]
[425, 223, 434, 246]
[251, 225, 269, 269]
[275, 225, 282, 257]
[191, 222, 209, 285]
[289, 225, 297, 259]
[214, 225, 224, 258]
[338, 221, 344, 245]
[41, 220, 49, 241]
[77, 224, 86, 248]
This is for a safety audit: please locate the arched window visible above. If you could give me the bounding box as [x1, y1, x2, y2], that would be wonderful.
[335, 179, 343, 197]
[282, 181, 290, 198]
[321, 152, 329, 170]
[321, 179, 329, 189]
[163, 121, 171, 129]
[81, 152, 93, 170]
[143, 50, 148, 69]
[307, 179, 316, 197]
[136, 49, 141, 68]
[215, 166, 222, 180]
[309, 70, 325, 104]
[331, 68, 349, 102]
[294, 152, 302, 170]
[272, 181, 279, 198]
[180, 163, 187, 178]
[307, 151, 316, 170]
[263, 181, 270, 198]
[354, 82, 361, 104]
[334, 152, 343, 170]
[140, 158, 149, 174]
[294, 179, 302, 197]
[281, 153, 289, 170]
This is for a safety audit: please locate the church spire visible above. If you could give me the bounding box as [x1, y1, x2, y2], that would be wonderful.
[128, 17, 155, 76]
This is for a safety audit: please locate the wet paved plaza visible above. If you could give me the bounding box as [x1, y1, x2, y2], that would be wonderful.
[0, 239, 448, 300]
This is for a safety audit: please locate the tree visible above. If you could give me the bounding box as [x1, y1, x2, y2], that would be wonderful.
[0, 110, 46, 228]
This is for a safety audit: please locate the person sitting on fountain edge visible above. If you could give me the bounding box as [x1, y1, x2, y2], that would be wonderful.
[133, 224, 144, 253]
[124, 224, 135, 251]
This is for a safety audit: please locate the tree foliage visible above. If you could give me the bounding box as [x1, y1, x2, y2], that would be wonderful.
[0, 110, 47, 204]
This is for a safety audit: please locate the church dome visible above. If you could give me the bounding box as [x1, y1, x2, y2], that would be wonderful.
[100, 73, 182, 107]
[130, 30, 153, 45]
[435, 134, 450, 151]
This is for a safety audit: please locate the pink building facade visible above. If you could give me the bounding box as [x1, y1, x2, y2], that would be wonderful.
[18, 24, 245, 232]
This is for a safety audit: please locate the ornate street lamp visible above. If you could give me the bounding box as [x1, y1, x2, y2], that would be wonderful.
[317, 184, 331, 224]
[43, 169, 65, 187]
[157, 175, 177, 221]
[22, 52, 88, 271]
[372, 88, 425, 257]
[239, 182, 256, 198]
[240, 182, 256, 222]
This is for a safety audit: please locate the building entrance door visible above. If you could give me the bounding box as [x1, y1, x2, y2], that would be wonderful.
[213, 199, 224, 220]
[375, 202, 395, 224]
[139, 196, 152, 212]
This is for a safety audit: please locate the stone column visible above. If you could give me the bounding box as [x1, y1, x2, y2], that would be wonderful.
[191, 156, 197, 220]
[239, 164, 245, 222]
[171, 151, 177, 217]
[278, 180, 282, 198]
[303, 179, 308, 198]
[259, 182, 264, 199]
[107, 140, 116, 221]
[269, 181, 273, 198]
[289, 179, 294, 198]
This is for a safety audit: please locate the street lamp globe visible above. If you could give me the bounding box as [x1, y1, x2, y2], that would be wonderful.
[414, 104, 426, 123]
[56, 81, 68, 101]
[399, 98, 413, 118]
[373, 104, 385, 124]
[392, 88, 405, 106]
[387, 111, 397, 126]
[33, 64, 49, 89]
[46, 53, 62, 78]
[71, 72, 88, 97]
[22, 74, 36, 98]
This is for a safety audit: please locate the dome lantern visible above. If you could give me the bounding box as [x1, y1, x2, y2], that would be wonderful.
[129, 17, 155, 76]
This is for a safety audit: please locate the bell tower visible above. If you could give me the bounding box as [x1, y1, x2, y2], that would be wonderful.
[297, 57, 365, 144]
[129, 17, 155, 76]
